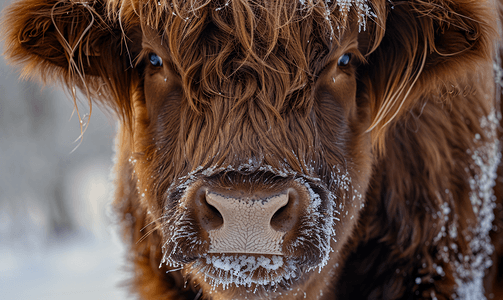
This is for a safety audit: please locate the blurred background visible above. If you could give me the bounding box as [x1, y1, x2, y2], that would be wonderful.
[0, 0, 130, 298]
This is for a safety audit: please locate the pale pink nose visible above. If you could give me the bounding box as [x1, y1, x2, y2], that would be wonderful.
[194, 188, 301, 255]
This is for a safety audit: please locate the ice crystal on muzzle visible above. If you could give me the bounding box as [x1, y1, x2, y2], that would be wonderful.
[157, 166, 345, 290]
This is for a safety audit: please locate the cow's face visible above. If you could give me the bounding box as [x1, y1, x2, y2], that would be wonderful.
[128, 17, 372, 298]
[5, 0, 493, 298]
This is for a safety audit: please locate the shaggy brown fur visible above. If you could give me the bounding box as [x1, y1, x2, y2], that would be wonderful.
[3, 0, 503, 299]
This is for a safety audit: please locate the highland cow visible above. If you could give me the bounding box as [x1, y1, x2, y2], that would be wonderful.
[3, 0, 503, 299]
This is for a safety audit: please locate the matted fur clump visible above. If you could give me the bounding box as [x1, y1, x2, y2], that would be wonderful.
[3, 0, 503, 299]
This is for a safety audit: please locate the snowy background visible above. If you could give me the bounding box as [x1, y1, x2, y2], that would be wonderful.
[0, 0, 130, 298]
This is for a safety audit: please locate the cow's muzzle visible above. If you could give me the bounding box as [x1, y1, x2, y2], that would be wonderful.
[192, 183, 306, 255]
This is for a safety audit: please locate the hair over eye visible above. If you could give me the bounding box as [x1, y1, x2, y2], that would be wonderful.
[149, 52, 163, 67]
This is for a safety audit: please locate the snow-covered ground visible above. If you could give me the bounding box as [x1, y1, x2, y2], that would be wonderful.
[0, 230, 129, 300]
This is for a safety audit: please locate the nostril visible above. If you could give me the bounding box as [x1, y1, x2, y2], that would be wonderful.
[206, 201, 224, 227]
[270, 188, 299, 232]
[195, 189, 224, 231]
[271, 202, 288, 220]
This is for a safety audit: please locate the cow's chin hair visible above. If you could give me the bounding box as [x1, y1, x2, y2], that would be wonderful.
[184, 253, 311, 298]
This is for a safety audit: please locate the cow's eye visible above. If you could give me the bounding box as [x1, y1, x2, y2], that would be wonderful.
[337, 53, 352, 67]
[149, 53, 163, 67]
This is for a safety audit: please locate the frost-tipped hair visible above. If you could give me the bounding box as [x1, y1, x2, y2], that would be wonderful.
[2, 0, 496, 148]
[2, 1, 501, 299]
[362, 0, 496, 151]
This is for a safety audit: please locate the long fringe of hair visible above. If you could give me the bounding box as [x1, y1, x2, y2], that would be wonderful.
[2, 0, 496, 151]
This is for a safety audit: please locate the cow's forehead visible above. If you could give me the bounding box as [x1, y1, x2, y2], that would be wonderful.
[136, 7, 366, 75]
[132, 5, 360, 112]
[129, 0, 372, 38]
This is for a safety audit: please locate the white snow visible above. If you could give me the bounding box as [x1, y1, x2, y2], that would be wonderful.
[191, 253, 298, 290]
[333, 0, 375, 32]
[159, 159, 354, 289]
[454, 110, 501, 299]
[0, 230, 128, 300]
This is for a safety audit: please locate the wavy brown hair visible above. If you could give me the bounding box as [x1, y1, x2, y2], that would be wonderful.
[3, 0, 495, 149]
[3, 0, 503, 299]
